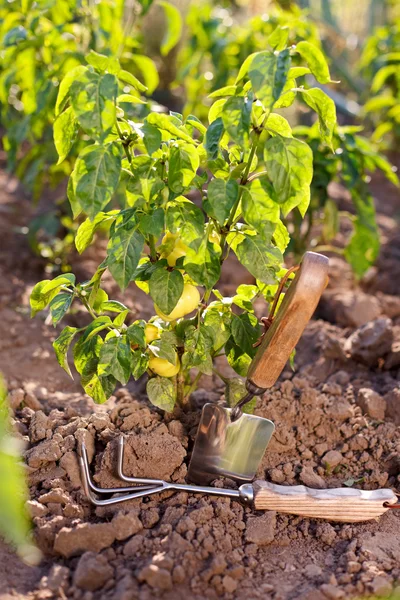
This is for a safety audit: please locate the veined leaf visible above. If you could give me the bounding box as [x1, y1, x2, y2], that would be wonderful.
[146, 113, 195, 145]
[300, 88, 336, 148]
[231, 313, 260, 356]
[249, 49, 291, 111]
[69, 144, 121, 219]
[54, 107, 78, 164]
[182, 325, 214, 375]
[168, 143, 199, 194]
[295, 41, 334, 84]
[234, 234, 282, 284]
[149, 268, 184, 314]
[53, 326, 79, 378]
[205, 117, 224, 159]
[204, 178, 239, 225]
[221, 95, 252, 146]
[75, 211, 118, 254]
[184, 236, 221, 289]
[98, 336, 132, 385]
[70, 70, 118, 140]
[264, 136, 313, 217]
[166, 198, 204, 245]
[55, 65, 87, 116]
[107, 222, 145, 290]
[241, 180, 280, 239]
[146, 377, 176, 411]
[49, 293, 73, 326]
[158, 1, 182, 56]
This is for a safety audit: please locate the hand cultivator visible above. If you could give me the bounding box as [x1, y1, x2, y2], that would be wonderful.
[79, 252, 400, 522]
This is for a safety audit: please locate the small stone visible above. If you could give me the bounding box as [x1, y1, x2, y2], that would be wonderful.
[384, 388, 400, 426]
[141, 507, 160, 528]
[222, 575, 237, 593]
[38, 488, 70, 505]
[315, 443, 329, 457]
[369, 575, 393, 597]
[138, 565, 172, 590]
[172, 565, 185, 584]
[26, 500, 48, 518]
[8, 388, 25, 411]
[320, 583, 345, 599]
[152, 552, 174, 571]
[59, 451, 81, 489]
[357, 388, 386, 420]
[316, 523, 336, 546]
[111, 511, 142, 541]
[304, 564, 323, 578]
[245, 511, 276, 545]
[63, 504, 84, 519]
[26, 439, 62, 468]
[123, 534, 144, 557]
[269, 468, 285, 483]
[24, 392, 43, 411]
[300, 466, 327, 489]
[345, 318, 393, 367]
[322, 450, 343, 469]
[54, 523, 116, 557]
[40, 565, 70, 593]
[29, 411, 49, 443]
[347, 561, 361, 574]
[73, 552, 114, 591]
[327, 400, 354, 423]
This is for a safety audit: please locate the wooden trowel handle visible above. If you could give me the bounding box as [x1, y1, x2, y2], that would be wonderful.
[247, 251, 329, 390]
[252, 481, 398, 522]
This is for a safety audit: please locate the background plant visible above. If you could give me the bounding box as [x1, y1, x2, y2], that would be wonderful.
[30, 34, 339, 411]
[360, 17, 400, 148]
[291, 124, 399, 276]
[0, 375, 38, 564]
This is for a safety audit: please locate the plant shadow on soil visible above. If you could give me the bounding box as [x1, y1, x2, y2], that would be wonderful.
[0, 161, 399, 600]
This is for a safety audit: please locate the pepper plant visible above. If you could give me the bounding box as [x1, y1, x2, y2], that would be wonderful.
[291, 124, 399, 277]
[30, 36, 338, 411]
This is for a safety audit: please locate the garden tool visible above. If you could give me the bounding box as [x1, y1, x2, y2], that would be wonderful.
[79, 439, 399, 522]
[187, 250, 330, 485]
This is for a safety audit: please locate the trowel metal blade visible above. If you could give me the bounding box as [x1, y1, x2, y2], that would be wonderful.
[187, 404, 275, 485]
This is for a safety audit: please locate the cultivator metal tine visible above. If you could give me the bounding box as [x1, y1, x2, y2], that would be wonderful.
[116, 436, 167, 486]
[79, 441, 164, 506]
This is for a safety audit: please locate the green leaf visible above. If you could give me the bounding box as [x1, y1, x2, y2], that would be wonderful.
[221, 96, 252, 146]
[100, 300, 129, 314]
[117, 93, 146, 105]
[83, 316, 113, 341]
[131, 350, 149, 379]
[113, 310, 129, 327]
[205, 117, 224, 159]
[204, 178, 239, 225]
[75, 211, 117, 253]
[268, 26, 289, 51]
[225, 377, 256, 414]
[295, 41, 333, 84]
[264, 136, 313, 216]
[231, 313, 260, 356]
[73, 335, 116, 403]
[168, 143, 199, 194]
[127, 322, 146, 348]
[273, 220, 290, 253]
[98, 336, 132, 385]
[149, 268, 184, 314]
[82, 370, 116, 404]
[225, 338, 252, 377]
[249, 49, 291, 110]
[69, 144, 121, 219]
[149, 336, 177, 365]
[300, 88, 336, 147]
[86, 50, 120, 74]
[139, 208, 165, 238]
[55, 65, 87, 116]
[241, 179, 280, 239]
[344, 193, 379, 278]
[70, 70, 118, 140]
[146, 113, 195, 145]
[141, 122, 162, 155]
[158, 1, 182, 56]
[234, 235, 282, 284]
[30, 275, 75, 317]
[166, 198, 204, 245]
[107, 222, 145, 290]
[118, 69, 147, 92]
[182, 325, 214, 375]
[203, 306, 231, 351]
[49, 293, 73, 326]
[265, 113, 292, 137]
[184, 237, 221, 289]
[53, 326, 79, 378]
[130, 55, 159, 94]
[54, 107, 77, 164]
[146, 377, 176, 411]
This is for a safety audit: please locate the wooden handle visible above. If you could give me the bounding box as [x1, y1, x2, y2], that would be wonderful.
[247, 251, 329, 390]
[253, 481, 398, 522]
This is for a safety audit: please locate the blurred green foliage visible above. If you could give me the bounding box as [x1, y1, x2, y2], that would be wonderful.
[0, 375, 39, 563]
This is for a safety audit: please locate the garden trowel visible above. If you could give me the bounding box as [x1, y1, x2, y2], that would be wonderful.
[187, 251, 329, 485]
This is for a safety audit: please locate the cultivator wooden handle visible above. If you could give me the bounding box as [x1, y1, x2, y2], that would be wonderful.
[253, 482, 398, 522]
[247, 251, 329, 391]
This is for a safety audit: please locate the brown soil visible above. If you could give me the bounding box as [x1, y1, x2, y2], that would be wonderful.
[0, 162, 400, 600]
